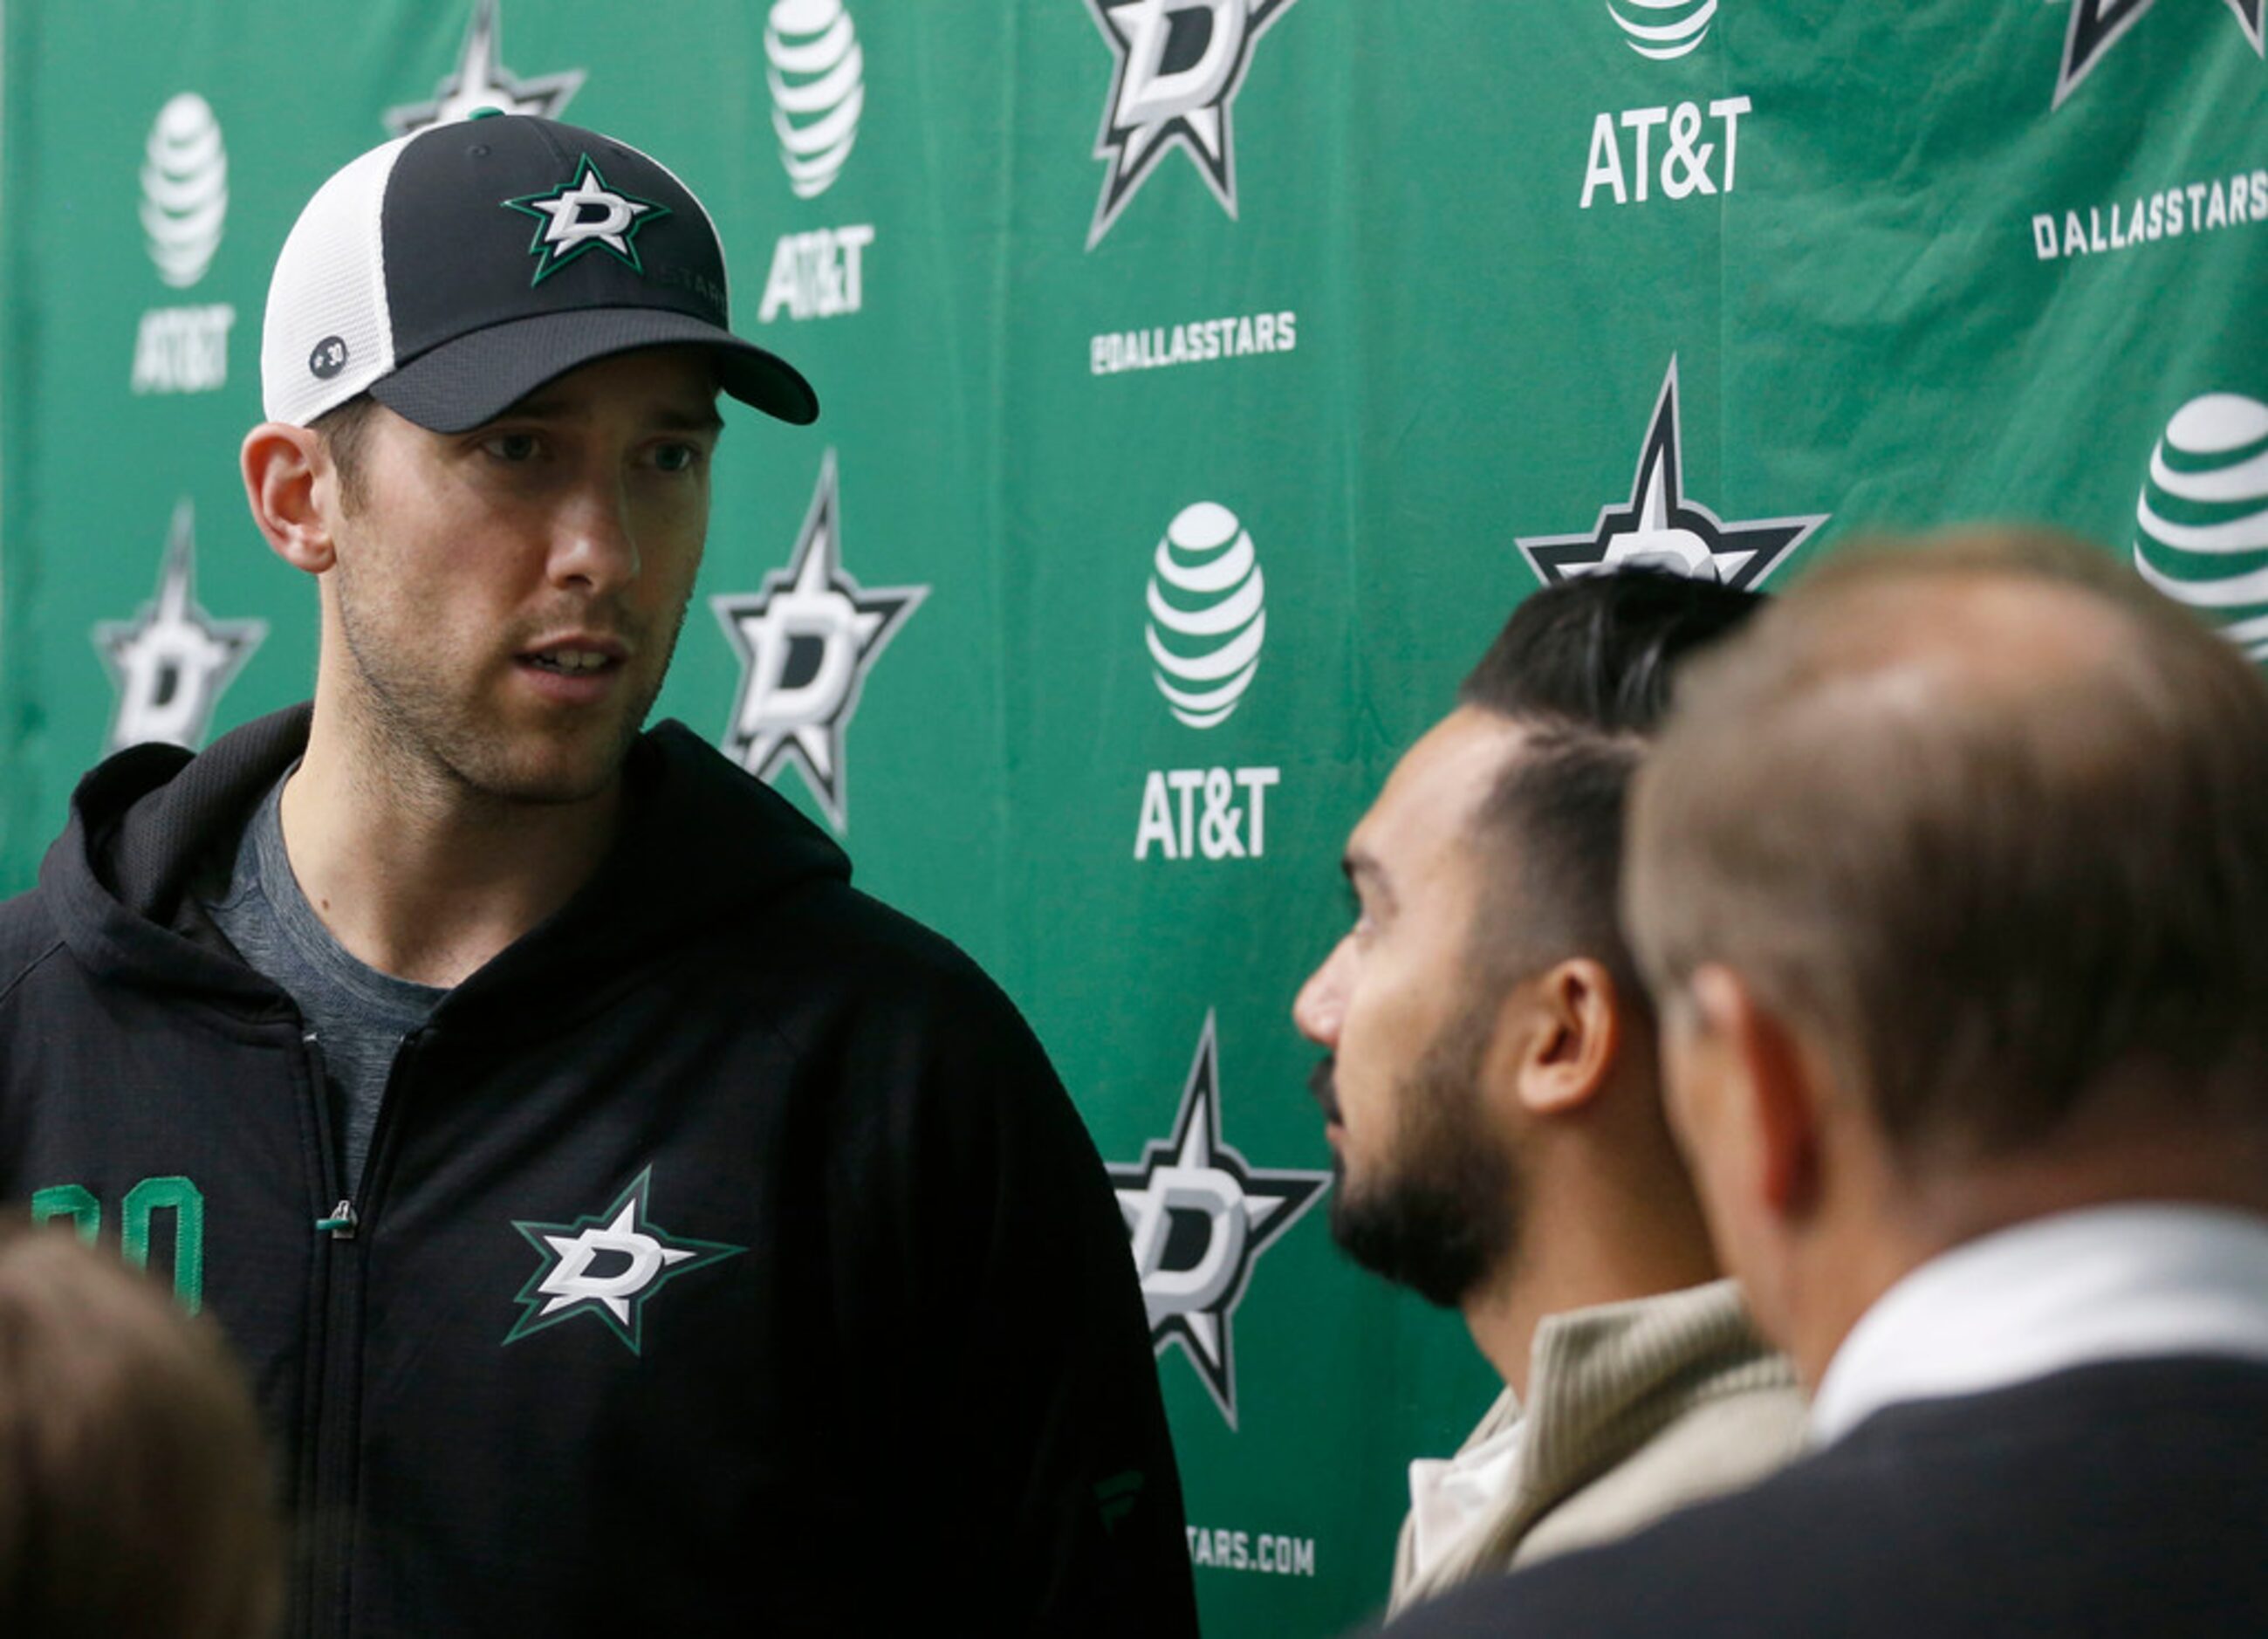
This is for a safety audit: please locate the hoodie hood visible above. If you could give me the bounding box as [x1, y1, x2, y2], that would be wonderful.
[40, 705, 850, 1022]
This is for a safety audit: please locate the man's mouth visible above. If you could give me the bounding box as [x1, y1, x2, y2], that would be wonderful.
[517, 632, 630, 679]
[1308, 1056, 1342, 1124]
[522, 648, 618, 675]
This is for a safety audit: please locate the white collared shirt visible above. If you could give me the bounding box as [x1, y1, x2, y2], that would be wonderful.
[1811, 1204, 2268, 1446]
[1407, 1416, 1527, 1588]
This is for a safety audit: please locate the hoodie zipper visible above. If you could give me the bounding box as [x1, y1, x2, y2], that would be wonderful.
[294, 1026, 346, 1639]
[297, 1025, 422, 1639]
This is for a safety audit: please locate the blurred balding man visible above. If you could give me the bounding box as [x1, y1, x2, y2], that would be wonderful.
[1387, 528, 2268, 1638]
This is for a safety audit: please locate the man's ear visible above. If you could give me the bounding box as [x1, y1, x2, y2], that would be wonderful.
[1507, 957, 1621, 1118]
[241, 422, 338, 575]
[1688, 964, 1820, 1220]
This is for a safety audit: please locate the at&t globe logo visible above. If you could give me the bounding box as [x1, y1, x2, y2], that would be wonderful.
[133, 93, 236, 397]
[1608, 0, 1716, 60]
[2133, 393, 2268, 662]
[1134, 501, 1280, 865]
[141, 93, 227, 288]
[1146, 501, 1265, 730]
[766, 0, 864, 199]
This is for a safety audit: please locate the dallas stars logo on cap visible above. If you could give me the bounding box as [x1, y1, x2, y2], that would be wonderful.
[503, 154, 670, 285]
[504, 1168, 743, 1354]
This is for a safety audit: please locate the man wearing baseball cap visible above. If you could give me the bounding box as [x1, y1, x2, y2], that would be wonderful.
[0, 114, 1196, 1636]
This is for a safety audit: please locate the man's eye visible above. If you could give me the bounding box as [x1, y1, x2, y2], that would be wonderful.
[651, 442, 703, 473]
[483, 433, 541, 463]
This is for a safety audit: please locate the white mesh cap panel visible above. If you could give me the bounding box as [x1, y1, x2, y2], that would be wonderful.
[260, 135, 413, 426]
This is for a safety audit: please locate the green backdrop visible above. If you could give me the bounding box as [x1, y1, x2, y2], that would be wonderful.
[3, 2, 2265, 1631]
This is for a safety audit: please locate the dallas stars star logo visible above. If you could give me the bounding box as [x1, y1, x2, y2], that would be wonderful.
[383, 0, 585, 135]
[93, 499, 265, 755]
[504, 1168, 743, 1354]
[2056, 0, 2264, 107]
[504, 155, 670, 286]
[1105, 1012, 1328, 1429]
[1516, 359, 1826, 592]
[711, 449, 926, 832]
[1084, 0, 1304, 250]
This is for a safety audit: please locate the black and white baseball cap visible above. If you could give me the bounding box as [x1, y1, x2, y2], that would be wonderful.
[260, 113, 817, 433]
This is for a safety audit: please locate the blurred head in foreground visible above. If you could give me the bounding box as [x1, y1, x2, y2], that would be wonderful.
[1626, 525, 2268, 1382]
[0, 1227, 280, 1638]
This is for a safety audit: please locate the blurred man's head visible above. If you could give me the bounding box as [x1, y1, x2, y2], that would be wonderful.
[0, 1227, 280, 1638]
[1626, 527, 2268, 1377]
[1295, 570, 1762, 1308]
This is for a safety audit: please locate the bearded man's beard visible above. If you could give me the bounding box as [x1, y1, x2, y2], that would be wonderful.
[1319, 1003, 1522, 1310]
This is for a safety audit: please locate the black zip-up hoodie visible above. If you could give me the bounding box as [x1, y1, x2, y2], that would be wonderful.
[0, 706, 1197, 1636]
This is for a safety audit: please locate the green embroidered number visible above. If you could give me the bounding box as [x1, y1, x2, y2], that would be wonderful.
[28, 1183, 100, 1244]
[26, 1176, 206, 1313]
[122, 1176, 207, 1314]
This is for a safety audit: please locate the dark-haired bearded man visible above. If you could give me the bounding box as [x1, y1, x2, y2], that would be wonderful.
[1294, 569, 1802, 1619]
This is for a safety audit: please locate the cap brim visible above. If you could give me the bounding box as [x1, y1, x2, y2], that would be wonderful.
[369, 307, 819, 432]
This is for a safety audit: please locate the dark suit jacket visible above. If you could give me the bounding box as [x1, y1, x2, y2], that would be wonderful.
[1380, 1356, 2268, 1637]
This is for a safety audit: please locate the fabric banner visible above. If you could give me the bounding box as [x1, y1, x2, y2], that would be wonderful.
[3, 3, 2264, 1630]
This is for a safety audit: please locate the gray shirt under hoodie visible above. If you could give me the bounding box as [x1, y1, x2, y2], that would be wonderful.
[203, 772, 446, 1196]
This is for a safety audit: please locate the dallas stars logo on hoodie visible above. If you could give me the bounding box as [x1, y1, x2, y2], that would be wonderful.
[504, 1169, 743, 1354]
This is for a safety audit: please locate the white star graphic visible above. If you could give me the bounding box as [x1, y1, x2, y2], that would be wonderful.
[93, 498, 265, 755]
[1515, 358, 1826, 593]
[522, 171, 654, 260]
[710, 449, 926, 832]
[507, 1168, 745, 1353]
[1105, 1012, 1328, 1428]
[537, 1197, 695, 1323]
[1085, 0, 1303, 249]
[383, 0, 586, 135]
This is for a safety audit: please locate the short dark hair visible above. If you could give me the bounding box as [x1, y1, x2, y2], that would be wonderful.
[1628, 526, 2268, 1162]
[310, 393, 380, 514]
[1460, 568, 1765, 730]
[1457, 571, 1764, 997]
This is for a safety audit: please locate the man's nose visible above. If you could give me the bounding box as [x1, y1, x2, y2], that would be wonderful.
[1292, 940, 1350, 1047]
[548, 475, 641, 594]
